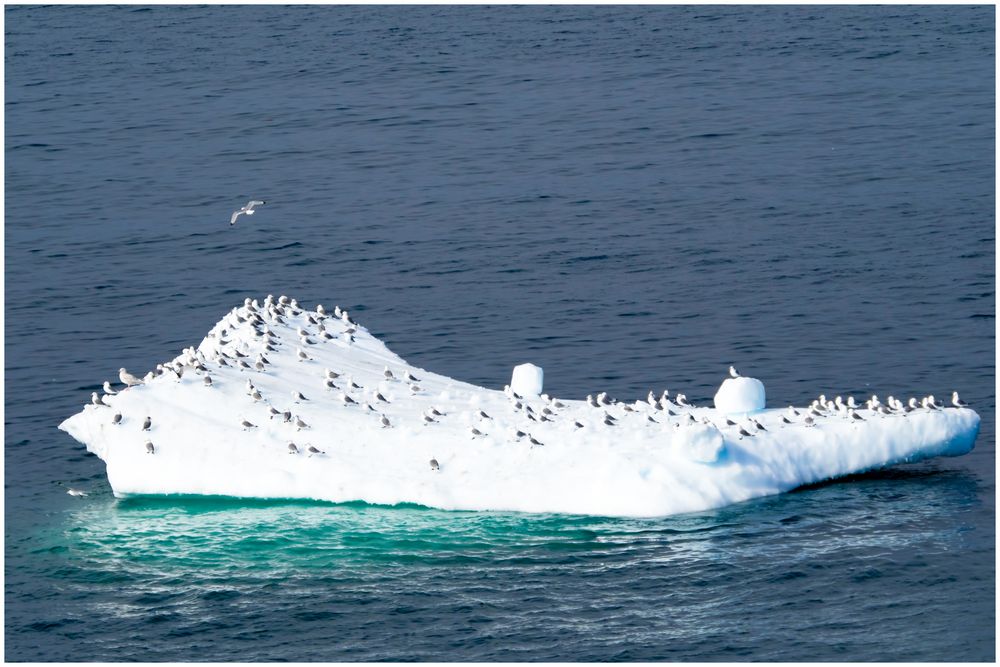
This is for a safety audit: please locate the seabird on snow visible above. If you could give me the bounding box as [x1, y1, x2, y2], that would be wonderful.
[142, 416, 151, 431]
[287, 442, 299, 454]
[145, 440, 155, 454]
[729, 366, 740, 378]
[952, 391, 968, 408]
[91, 392, 107, 407]
[119, 368, 143, 387]
[102, 381, 118, 395]
[429, 459, 440, 471]
[112, 413, 122, 425]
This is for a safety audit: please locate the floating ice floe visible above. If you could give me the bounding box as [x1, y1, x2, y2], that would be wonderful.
[59, 296, 980, 518]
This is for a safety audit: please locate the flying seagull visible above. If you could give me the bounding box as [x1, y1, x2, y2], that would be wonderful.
[230, 200, 266, 226]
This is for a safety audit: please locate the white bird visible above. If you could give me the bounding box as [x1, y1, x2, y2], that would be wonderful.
[729, 366, 740, 378]
[102, 381, 118, 395]
[952, 391, 969, 408]
[119, 368, 143, 387]
[230, 200, 266, 225]
[67, 488, 88, 497]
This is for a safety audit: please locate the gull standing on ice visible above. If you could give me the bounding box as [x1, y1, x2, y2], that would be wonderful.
[230, 200, 266, 226]
[119, 368, 143, 387]
[729, 366, 740, 378]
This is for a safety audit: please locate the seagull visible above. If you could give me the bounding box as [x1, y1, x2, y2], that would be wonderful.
[102, 381, 118, 395]
[230, 200, 266, 225]
[142, 416, 151, 431]
[729, 366, 740, 378]
[204, 375, 213, 387]
[67, 488, 88, 497]
[471, 427, 484, 437]
[287, 442, 299, 454]
[91, 392, 107, 407]
[112, 413, 122, 425]
[119, 368, 143, 387]
[380, 415, 391, 428]
[145, 441, 155, 454]
[295, 417, 309, 430]
[952, 391, 968, 408]
[241, 419, 257, 430]
[307, 445, 323, 456]
[429, 458, 440, 471]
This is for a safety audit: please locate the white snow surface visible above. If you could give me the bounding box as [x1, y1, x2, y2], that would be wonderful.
[510, 363, 544, 397]
[59, 297, 981, 518]
[715, 377, 767, 414]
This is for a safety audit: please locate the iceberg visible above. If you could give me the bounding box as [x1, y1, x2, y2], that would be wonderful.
[59, 296, 980, 518]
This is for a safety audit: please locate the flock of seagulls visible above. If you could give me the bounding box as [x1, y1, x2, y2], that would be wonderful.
[78, 296, 974, 484]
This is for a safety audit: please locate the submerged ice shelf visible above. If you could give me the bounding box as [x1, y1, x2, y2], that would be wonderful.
[60, 296, 980, 518]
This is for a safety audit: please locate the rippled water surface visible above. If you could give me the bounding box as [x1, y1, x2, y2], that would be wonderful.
[5, 5, 995, 661]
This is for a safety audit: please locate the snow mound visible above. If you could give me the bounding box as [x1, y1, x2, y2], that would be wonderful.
[510, 363, 544, 397]
[59, 296, 981, 518]
[715, 376, 766, 414]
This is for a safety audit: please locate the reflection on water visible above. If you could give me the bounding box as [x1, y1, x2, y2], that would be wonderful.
[11, 464, 988, 660]
[58, 465, 983, 573]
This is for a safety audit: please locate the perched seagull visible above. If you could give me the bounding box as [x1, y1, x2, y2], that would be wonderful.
[91, 392, 107, 407]
[142, 416, 152, 431]
[952, 391, 969, 408]
[230, 200, 266, 226]
[429, 458, 440, 471]
[119, 368, 143, 387]
[307, 445, 323, 456]
[145, 441, 155, 454]
[102, 381, 118, 395]
[111, 413, 122, 425]
[287, 442, 299, 454]
[729, 366, 740, 378]
[380, 415, 391, 428]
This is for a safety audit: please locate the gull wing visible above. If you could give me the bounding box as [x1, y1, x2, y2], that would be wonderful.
[230, 210, 244, 225]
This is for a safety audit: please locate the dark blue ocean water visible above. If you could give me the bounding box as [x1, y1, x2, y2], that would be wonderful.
[5, 5, 994, 661]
